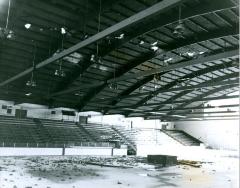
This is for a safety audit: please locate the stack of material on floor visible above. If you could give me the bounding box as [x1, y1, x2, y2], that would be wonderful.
[178, 160, 202, 168]
[147, 155, 177, 167]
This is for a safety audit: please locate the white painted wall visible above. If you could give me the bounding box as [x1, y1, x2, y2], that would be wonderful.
[0, 147, 62, 156]
[135, 129, 181, 146]
[113, 148, 128, 156]
[174, 119, 239, 151]
[126, 117, 173, 129]
[88, 114, 130, 127]
[65, 147, 112, 156]
[0, 147, 126, 156]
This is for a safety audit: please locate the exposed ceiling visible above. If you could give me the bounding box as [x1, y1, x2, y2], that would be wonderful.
[0, 0, 239, 121]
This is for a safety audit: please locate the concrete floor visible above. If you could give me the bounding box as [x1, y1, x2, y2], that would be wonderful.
[0, 155, 238, 188]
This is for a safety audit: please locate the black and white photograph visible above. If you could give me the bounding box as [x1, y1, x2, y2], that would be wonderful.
[0, 0, 239, 187]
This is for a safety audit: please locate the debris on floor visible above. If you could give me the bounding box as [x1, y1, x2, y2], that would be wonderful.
[178, 160, 202, 168]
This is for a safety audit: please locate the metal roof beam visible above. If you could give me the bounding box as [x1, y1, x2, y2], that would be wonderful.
[146, 115, 239, 120]
[123, 59, 238, 114]
[111, 49, 239, 82]
[106, 104, 239, 114]
[98, 78, 238, 103]
[166, 84, 239, 115]
[52, 2, 237, 94]
[94, 94, 239, 110]
[0, 0, 186, 87]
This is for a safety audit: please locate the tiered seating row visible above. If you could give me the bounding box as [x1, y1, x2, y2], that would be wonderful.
[40, 119, 91, 143]
[0, 116, 41, 143]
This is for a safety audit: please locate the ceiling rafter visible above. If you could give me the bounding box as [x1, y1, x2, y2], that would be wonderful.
[99, 60, 237, 105]
[0, 0, 238, 119]
[142, 72, 239, 114]
[100, 72, 238, 112]
[50, 0, 235, 95]
[50, 26, 239, 97]
[73, 36, 239, 111]
[166, 84, 239, 115]
[111, 48, 238, 83]
[147, 115, 239, 121]
[0, 0, 187, 88]
[97, 78, 238, 103]
[104, 94, 239, 112]
[121, 59, 238, 115]
[107, 104, 239, 115]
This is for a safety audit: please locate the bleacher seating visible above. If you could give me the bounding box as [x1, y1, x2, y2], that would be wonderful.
[81, 123, 121, 142]
[0, 116, 95, 145]
[82, 123, 140, 151]
[40, 119, 92, 143]
[0, 116, 41, 144]
[0, 116, 200, 150]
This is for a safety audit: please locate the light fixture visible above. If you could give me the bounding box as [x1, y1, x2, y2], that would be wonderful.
[26, 80, 36, 87]
[108, 82, 118, 90]
[164, 57, 173, 63]
[173, 21, 185, 38]
[139, 40, 145, 45]
[74, 92, 82, 96]
[115, 33, 124, 39]
[24, 23, 31, 29]
[173, 6, 185, 38]
[54, 34, 65, 77]
[150, 46, 159, 51]
[0, 0, 15, 40]
[186, 52, 196, 57]
[61, 27, 66, 35]
[26, 41, 37, 87]
[90, 54, 96, 62]
[54, 68, 65, 77]
[25, 92, 32, 96]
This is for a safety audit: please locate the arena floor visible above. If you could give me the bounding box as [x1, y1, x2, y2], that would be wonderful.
[0, 155, 238, 188]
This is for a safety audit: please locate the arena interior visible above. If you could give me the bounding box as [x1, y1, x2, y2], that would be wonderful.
[0, 0, 239, 187]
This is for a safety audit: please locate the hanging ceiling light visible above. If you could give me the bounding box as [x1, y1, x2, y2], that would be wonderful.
[108, 82, 118, 90]
[115, 33, 124, 39]
[163, 57, 173, 64]
[25, 92, 32, 96]
[173, 6, 185, 38]
[54, 34, 65, 77]
[0, 0, 15, 40]
[139, 40, 145, 45]
[90, 0, 103, 66]
[173, 21, 185, 38]
[61, 27, 66, 35]
[150, 46, 159, 51]
[26, 42, 37, 87]
[24, 23, 31, 29]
